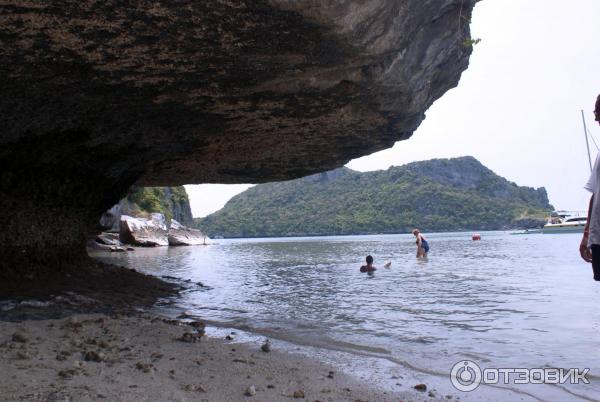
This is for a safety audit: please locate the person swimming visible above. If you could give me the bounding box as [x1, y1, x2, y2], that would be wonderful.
[360, 255, 377, 272]
[412, 229, 429, 258]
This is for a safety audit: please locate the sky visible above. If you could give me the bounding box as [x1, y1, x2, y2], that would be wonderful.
[186, 0, 600, 218]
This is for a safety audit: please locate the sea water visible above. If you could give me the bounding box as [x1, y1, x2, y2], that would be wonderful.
[94, 232, 600, 401]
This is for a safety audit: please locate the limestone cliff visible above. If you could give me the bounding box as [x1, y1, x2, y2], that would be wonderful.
[101, 186, 194, 232]
[0, 0, 477, 275]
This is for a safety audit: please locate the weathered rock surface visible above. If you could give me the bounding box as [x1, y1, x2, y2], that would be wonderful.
[100, 203, 140, 233]
[0, 0, 476, 275]
[168, 220, 208, 246]
[95, 233, 121, 246]
[119, 214, 169, 247]
[117, 216, 206, 246]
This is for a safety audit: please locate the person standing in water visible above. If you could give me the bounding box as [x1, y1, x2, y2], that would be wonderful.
[580, 94, 600, 280]
[412, 229, 429, 258]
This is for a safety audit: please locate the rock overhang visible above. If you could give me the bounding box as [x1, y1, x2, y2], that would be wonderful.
[0, 0, 477, 272]
[1, 0, 476, 186]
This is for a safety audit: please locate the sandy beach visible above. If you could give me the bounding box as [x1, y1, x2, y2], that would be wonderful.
[0, 311, 453, 402]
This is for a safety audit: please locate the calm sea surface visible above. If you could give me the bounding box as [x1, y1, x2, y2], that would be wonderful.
[95, 232, 600, 401]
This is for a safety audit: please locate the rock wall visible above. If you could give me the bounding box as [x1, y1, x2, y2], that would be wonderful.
[0, 0, 476, 275]
[162, 188, 194, 227]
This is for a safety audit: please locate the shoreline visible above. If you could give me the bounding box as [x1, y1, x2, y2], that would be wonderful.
[160, 315, 545, 402]
[85, 245, 556, 402]
[0, 310, 438, 402]
[0, 297, 544, 402]
[0, 249, 564, 402]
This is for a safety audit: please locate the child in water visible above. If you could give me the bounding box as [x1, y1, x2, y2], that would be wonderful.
[360, 255, 377, 272]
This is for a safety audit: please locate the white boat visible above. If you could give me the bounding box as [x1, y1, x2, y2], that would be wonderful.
[542, 112, 596, 234]
[542, 210, 587, 234]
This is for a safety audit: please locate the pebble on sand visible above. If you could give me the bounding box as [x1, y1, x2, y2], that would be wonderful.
[293, 390, 305, 398]
[179, 332, 201, 343]
[188, 321, 206, 337]
[84, 350, 105, 362]
[261, 339, 271, 353]
[244, 385, 256, 396]
[58, 369, 77, 379]
[185, 384, 206, 392]
[414, 383, 427, 392]
[16, 350, 30, 360]
[12, 332, 28, 343]
[135, 362, 154, 373]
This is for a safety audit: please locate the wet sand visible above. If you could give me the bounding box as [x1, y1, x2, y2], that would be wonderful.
[0, 312, 449, 402]
[0, 258, 178, 311]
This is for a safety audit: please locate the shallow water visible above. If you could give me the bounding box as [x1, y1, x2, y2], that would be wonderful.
[95, 232, 600, 401]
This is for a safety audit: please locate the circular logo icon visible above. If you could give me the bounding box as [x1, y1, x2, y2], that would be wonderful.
[450, 360, 482, 392]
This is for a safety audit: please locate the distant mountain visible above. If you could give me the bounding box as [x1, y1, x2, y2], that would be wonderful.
[195, 157, 553, 237]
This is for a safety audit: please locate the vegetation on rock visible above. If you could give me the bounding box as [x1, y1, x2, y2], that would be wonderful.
[125, 186, 193, 226]
[195, 157, 552, 238]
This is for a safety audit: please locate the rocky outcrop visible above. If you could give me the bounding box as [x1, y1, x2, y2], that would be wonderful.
[0, 0, 476, 275]
[100, 202, 140, 233]
[117, 216, 207, 247]
[101, 186, 194, 232]
[95, 233, 121, 246]
[167, 220, 208, 246]
[162, 188, 194, 227]
[119, 214, 169, 247]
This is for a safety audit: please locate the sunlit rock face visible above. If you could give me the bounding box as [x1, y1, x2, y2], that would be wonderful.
[0, 0, 476, 274]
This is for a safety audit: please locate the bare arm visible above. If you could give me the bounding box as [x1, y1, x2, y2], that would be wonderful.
[580, 195, 593, 263]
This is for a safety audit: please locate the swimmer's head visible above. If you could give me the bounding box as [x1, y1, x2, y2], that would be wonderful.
[366, 255, 373, 264]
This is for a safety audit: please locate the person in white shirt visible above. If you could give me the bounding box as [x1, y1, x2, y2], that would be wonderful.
[580, 94, 600, 280]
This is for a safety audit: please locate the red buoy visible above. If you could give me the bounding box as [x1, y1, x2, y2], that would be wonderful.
[472, 233, 481, 241]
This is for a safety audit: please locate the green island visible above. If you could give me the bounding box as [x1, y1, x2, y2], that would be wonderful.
[195, 156, 552, 238]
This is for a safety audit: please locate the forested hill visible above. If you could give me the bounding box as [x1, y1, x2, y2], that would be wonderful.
[195, 157, 553, 237]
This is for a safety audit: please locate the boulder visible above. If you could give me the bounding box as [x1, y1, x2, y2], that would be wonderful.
[95, 233, 121, 246]
[168, 220, 208, 246]
[119, 214, 169, 247]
